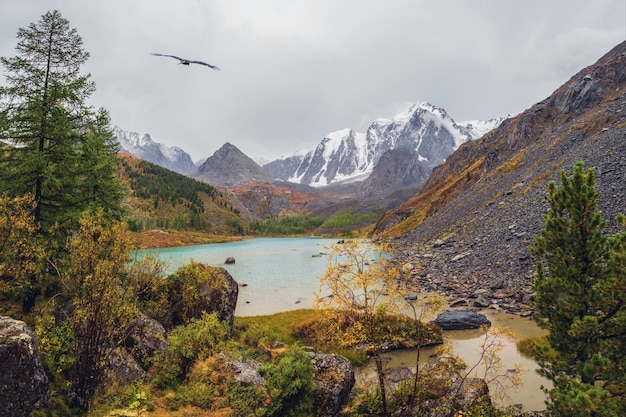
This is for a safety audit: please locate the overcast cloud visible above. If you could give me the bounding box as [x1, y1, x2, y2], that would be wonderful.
[1, 1, 624, 162]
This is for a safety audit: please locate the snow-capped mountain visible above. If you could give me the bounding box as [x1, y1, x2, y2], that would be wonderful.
[114, 127, 197, 175]
[264, 102, 506, 187]
[457, 115, 513, 139]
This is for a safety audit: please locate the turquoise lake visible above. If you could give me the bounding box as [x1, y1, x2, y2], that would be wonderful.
[136, 237, 340, 316]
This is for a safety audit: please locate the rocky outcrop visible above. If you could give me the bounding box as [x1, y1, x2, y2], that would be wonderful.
[222, 354, 265, 386]
[125, 314, 168, 369]
[360, 148, 432, 197]
[311, 352, 355, 417]
[106, 347, 146, 385]
[433, 310, 492, 330]
[161, 263, 239, 328]
[0, 317, 49, 416]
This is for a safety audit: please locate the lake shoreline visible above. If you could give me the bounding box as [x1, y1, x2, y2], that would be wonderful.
[137, 233, 537, 319]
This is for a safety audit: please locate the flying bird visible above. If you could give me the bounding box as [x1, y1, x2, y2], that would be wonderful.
[151, 53, 221, 70]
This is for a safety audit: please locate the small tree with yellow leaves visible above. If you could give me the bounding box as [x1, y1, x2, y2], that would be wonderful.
[315, 240, 402, 417]
[0, 193, 45, 309]
[56, 208, 137, 409]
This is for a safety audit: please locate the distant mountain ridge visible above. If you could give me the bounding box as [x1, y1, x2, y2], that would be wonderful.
[264, 103, 506, 187]
[114, 127, 197, 176]
[113, 104, 506, 192]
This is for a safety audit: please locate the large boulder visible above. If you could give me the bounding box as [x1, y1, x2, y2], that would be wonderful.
[311, 352, 355, 417]
[161, 262, 239, 328]
[433, 310, 491, 330]
[125, 313, 168, 369]
[106, 347, 146, 385]
[105, 314, 169, 385]
[0, 316, 49, 416]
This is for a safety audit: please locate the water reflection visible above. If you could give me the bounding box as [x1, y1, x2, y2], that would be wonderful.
[356, 312, 551, 412]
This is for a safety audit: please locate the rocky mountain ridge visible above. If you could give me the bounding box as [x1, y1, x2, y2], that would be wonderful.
[195, 142, 274, 186]
[377, 41, 626, 315]
[114, 127, 197, 176]
[264, 103, 506, 188]
[114, 104, 505, 195]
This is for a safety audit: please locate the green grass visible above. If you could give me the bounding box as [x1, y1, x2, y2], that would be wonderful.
[234, 309, 323, 346]
[321, 209, 379, 230]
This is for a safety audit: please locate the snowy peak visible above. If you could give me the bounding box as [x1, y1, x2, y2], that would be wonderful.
[114, 127, 197, 175]
[264, 102, 504, 187]
[457, 114, 515, 140]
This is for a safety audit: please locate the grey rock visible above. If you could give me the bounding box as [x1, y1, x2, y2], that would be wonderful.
[473, 296, 491, 308]
[125, 313, 168, 369]
[433, 310, 491, 330]
[0, 316, 49, 416]
[197, 142, 273, 186]
[223, 354, 264, 386]
[106, 347, 146, 385]
[311, 352, 355, 417]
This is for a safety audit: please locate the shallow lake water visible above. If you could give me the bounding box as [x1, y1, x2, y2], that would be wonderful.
[136, 237, 339, 316]
[138, 237, 550, 411]
[356, 312, 550, 412]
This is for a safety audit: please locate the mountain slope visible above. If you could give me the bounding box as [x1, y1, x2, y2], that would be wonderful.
[376, 41, 626, 312]
[196, 142, 274, 186]
[116, 153, 247, 241]
[114, 127, 197, 176]
[264, 103, 504, 188]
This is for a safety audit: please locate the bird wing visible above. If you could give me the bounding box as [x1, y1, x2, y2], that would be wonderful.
[188, 60, 221, 70]
[151, 53, 184, 61]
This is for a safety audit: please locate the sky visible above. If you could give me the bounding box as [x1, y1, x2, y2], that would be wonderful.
[1, 1, 624, 163]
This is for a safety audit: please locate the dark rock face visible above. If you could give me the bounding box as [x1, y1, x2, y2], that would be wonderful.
[106, 347, 146, 385]
[0, 316, 49, 416]
[360, 148, 432, 196]
[225, 256, 236, 264]
[196, 142, 273, 186]
[105, 315, 169, 386]
[311, 352, 355, 417]
[433, 310, 491, 330]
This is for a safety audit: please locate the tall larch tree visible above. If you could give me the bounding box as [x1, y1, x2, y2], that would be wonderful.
[0, 10, 124, 234]
[531, 161, 626, 416]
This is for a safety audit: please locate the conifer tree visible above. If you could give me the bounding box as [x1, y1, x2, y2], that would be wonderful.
[531, 161, 626, 416]
[0, 10, 124, 233]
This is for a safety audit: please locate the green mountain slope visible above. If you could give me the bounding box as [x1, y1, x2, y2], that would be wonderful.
[117, 153, 247, 242]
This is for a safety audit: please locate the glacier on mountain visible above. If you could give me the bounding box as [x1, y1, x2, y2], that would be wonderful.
[264, 102, 507, 187]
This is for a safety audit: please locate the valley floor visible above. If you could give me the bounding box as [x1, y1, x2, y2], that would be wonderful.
[133, 229, 243, 249]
